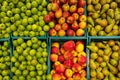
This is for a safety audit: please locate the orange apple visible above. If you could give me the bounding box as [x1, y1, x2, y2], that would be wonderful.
[50, 54, 58, 62]
[52, 73, 62, 80]
[64, 69, 73, 78]
[55, 64, 65, 73]
[52, 3, 59, 11]
[79, 15, 87, 22]
[67, 78, 74, 80]
[69, 5, 77, 13]
[52, 42, 60, 48]
[73, 72, 81, 80]
[72, 63, 82, 72]
[78, 55, 87, 65]
[77, 7, 84, 15]
[64, 51, 73, 60]
[72, 50, 77, 57]
[72, 13, 79, 20]
[62, 23, 69, 30]
[78, 51, 86, 57]
[49, 28, 57, 36]
[54, 24, 61, 31]
[79, 21, 87, 29]
[55, 8, 62, 19]
[71, 57, 78, 63]
[58, 29, 66, 36]
[63, 11, 70, 18]
[58, 17, 65, 24]
[53, 61, 61, 68]
[80, 69, 86, 77]
[76, 29, 84, 36]
[51, 69, 56, 75]
[60, 47, 65, 54]
[51, 46, 59, 54]
[75, 42, 84, 52]
[81, 63, 86, 69]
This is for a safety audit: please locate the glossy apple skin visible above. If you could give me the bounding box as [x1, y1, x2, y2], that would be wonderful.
[71, 21, 79, 31]
[77, 7, 84, 16]
[66, 29, 75, 36]
[51, 46, 59, 54]
[64, 69, 73, 78]
[44, 15, 51, 23]
[78, 0, 86, 7]
[63, 11, 70, 18]
[62, 23, 69, 30]
[67, 16, 74, 24]
[49, 28, 57, 36]
[50, 54, 58, 62]
[55, 64, 65, 73]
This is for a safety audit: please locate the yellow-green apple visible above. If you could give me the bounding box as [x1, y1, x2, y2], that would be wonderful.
[53, 61, 61, 68]
[63, 11, 70, 18]
[75, 42, 84, 52]
[69, 0, 78, 5]
[72, 63, 82, 72]
[58, 17, 65, 24]
[71, 57, 78, 63]
[73, 72, 81, 80]
[52, 42, 60, 48]
[79, 15, 87, 22]
[50, 54, 58, 62]
[64, 69, 73, 78]
[62, 40, 75, 51]
[44, 14, 51, 23]
[63, 59, 73, 68]
[67, 16, 74, 24]
[80, 70, 86, 77]
[58, 29, 66, 36]
[64, 51, 74, 60]
[66, 29, 75, 36]
[71, 21, 79, 31]
[55, 8, 62, 19]
[62, 3, 70, 11]
[70, 5, 77, 13]
[54, 24, 61, 31]
[51, 46, 59, 54]
[78, 55, 87, 65]
[60, 0, 68, 4]
[55, 64, 65, 73]
[47, 3, 53, 11]
[76, 29, 84, 36]
[77, 7, 84, 16]
[52, 73, 62, 80]
[51, 3, 59, 11]
[72, 13, 79, 20]
[49, 11, 55, 19]
[49, 28, 57, 36]
[58, 55, 65, 63]
[78, 0, 86, 7]
[61, 23, 69, 30]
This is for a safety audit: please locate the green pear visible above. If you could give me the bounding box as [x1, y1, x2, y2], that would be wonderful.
[102, 67, 109, 76]
[95, 3, 101, 11]
[111, 52, 119, 60]
[110, 2, 118, 9]
[117, 72, 120, 78]
[104, 45, 111, 55]
[110, 59, 118, 67]
[87, 16, 95, 26]
[41, 0, 47, 7]
[95, 25, 103, 32]
[107, 9, 114, 18]
[90, 59, 97, 69]
[106, 0, 112, 3]
[105, 23, 114, 33]
[107, 62, 118, 74]
[97, 71, 104, 79]
[90, 52, 98, 60]
[97, 49, 104, 56]
[92, 0, 99, 4]
[104, 76, 109, 80]
[87, 45, 98, 52]
[87, 0, 92, 4]
[100, 4, 110, 14]
[112, 29, 119, 36]
[92, 12, 100, 19]
[95, 18, 108, 27]
[115, 8, 120, 20]
[109, 72, 116, 80]
[87, 4, 95, 12]
[90, 69, 97, 77]
[98, 30, 106, 36]
[113, 24, 119, 29]
[115, 0, 120, 3]
[107, 16, 115, 25]
[100, 0, 107, 5]
[103, 55, 110, 62]
[90, 42, 96, 46]
[90, 27, 97, 36]
[101, 13, 107, 19]
[96, 42, 106, 48]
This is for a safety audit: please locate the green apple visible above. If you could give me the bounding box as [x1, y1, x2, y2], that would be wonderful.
[19, 64, 26, 70]
[14, 14, 20, 20]
[3, 76, 10, 80]
[32, 24, 38, 31]
[47, 74, 52, 80]
[42, 51, 48, 57]
[31, 1, 38, 8]
[36, 64, 42, 70]
[22, 18, 28, 26]
[40, 31, 45, 36]
[32, 44, 39, 49]
[29, 49, 36, 56]
[41, 41, 47, 48]
[0, 75, 2, 80]
[23, 50, 28, 56]
[41, 0, 47, 7]
[13, 51, 19, 58]
[27, 65, 35, 71]
[23, 31, 29, 36]
[19, 76, 25, 80]
[17, 1, 24, 8]
[37, 70, 43, 76]
[26, 2, 31, 9]
[36, 76, 42, 80]
[4, 56, 10, 62]
[39, 16, 44, 20]
[32, 15, 39, 21]
[22, 70, 29, 76]
[42, 10, 47, 16]
[37, 47, 43, 52]
[26, 25, 32, 31]
[26, 47, 31, 52]
[2, 51, 9, 56]
[38, 11, 42, 17]
[26, 55, 32, 61]
[21, 61, 27, 65]
[49, 21, 55, 28]
[42, 64, 48, 71]
[21, 6, 27, 12]
[44, 57, 47, 62]
[14, 62, 20, 67]
[5, 62, 10, 66]
[27, 75, 31, 80]
[29, 31, 35, 37]
[10, 24, 16, 31]
[12, 76, 18, 80]
[36, 52, 42, 58]
[0, 50, 2, 56]
[31, 8, 38, 14]
[38, 58, 44, 63]
[38, 26, 42, 31]
[43, 25, 50, 31]
[28, 18, 34, 25]
[11, 67, 17, 73]
[13, 31, 18, 37]
[17, 38, 24, 45]
[10, 17, 15, 23]
[39, 20, 45, 27]
[31, 59, 38, 65]
[13, 40, 18, 47]
[11, 56, 17, 62]
[30, 71, 37, 77]
[27, 40, 32, 47]
[2, 70, 9, 76]
[16, 46, 23, 54]
[21, 42, 27, 49]
[20, 13, 26, 18]
[15, 20, 21, 27]
[0, 63, 6, 69]
[38, 5, 43, 11]
[18, 55, 25, 62]
[42, 74, 46, 80]
[26, 10, 31, 16]
[15, 69, 21, 76]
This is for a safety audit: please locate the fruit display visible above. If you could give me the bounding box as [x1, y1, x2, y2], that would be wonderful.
[87, 39, 120, 80]
[0, 0, 51, 38]
[47, 0, 87, 36]
[0, 40, 11, 80]
[87, 0, 120, 36]
[50, 39, 87, 80]
[11, 37, 52, 80]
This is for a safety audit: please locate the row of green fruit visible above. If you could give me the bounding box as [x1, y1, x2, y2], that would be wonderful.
[87, 39, 120, 80]
[87, 0, 120, 36]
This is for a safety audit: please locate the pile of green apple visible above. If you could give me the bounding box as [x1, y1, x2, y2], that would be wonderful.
[0, 41, 11, 80]
[0, 0, 52, 38]
[11, 37, 52, 80]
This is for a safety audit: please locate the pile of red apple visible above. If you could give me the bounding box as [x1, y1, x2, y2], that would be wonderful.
[50, 40, 87, 80]
[45, 0, 86, 36]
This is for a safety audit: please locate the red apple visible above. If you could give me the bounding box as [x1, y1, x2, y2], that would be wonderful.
[52, 73, 62, 80]
[67, 16, 74, 24]
[69, 0, 77, 5]
[51, 46, 59, 54]
[71, 57, 78, 63]
[52, 42, 60, 48]
[55, 0, 61, 6]
[50, 54, 58, 62]
[77, 7, 84, 16]
[76, 40, 84, 45]
[64, 51, 74, 60]
[49, 28, 57, 36]
[44, 14, 51, 23]
[52, 3, 59, 11]
[72, 63, 82, 72]
[64, 69, 73, 78]
[66, 29, 75, 36]
[60, 0, 68, 4]
[55, 64, 65, 73]
[53, 61, 61, 68]
[58, 17, 65, 25]
[61, 23, 69, 30]
[71, 21, 79, 31]
[54, 24, 61, 31]
[63, 11, 70, 18]
[72, 13, 79, 20]
[62, 3, 70, 11]
[80, 70, 86, 77]
[73, 72, 81, 80]
[58, 55, 65, 63]
[78, 55, 87, 65]
[64, 59, 73, 68]
[49, 11, 55, 19]
[78, 0, 86, 7]
[62, 40, 75, 51]
[69, 5, 77, 13]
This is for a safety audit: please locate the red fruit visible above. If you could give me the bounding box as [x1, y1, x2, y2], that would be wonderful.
[69, 0, 77, 5]
[69, 5, 77, 13]
[63, 11, 70, 18]
[78, 0, 86, 7]
[58, 17, 65, 25]
[60, 0, 68, 4]
[55, 64, 65, 73]
[73, 72, 81, 80]
[50, 54, 58, 62]
[61, 23, 69, 30]
[66, 29, 75, 36]
[52, 3, 59, 11]
[44, 15, 51, 23]
[76, 40, 84, 45]
[72, 63, 81, 72]
[51, 46, 59, 54]
[62, 3, 70, 12]
[58, 55, 65, 62]
[49, 11, 55, 19]
[67, 16, 74, 24]
[72, 13, 79, 20]
[49, 28, 57, 36]
[52, 73, 62, 80]
[54, 24, 61, 31]
[62, 40, 75, 51]
[78, 55, 87, 65]
[71, 21, 79, 31]
[77, 7, 84, 16]
[64, 59, 73, 68]
[64, 51, 74, 60]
